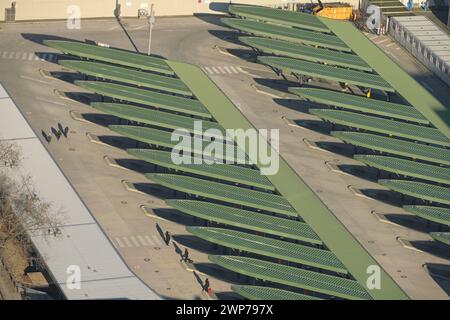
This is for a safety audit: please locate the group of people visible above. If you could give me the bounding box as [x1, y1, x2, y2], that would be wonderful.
[42, 123, 69, 143]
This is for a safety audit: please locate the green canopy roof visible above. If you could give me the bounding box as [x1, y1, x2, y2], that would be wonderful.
[127, 149, 274, 190]
[147, 174, 297, 216]
[43, 40, 174, 75]
[60, 60, 192, 96]
[91, 102, 227, 139]
[209, 255, 371, 300]
[166, 200, 321, 244]
[378, 179, 450, 205]
[332, 131, 450, 166]
[312, 109, 450, 147]
[221, 18, 350, 52]
[403, 206, 450, 227]
[188, 227, 347, 273]
[109, 125, 245, 163]
[290, 88, 428, 124]
[430, 232, 450, 246]
[355, 155, 450, 185]
[240, 37, 371, 71]
[229, 4, 330, 33]
[231, 285, 321, 300]
[259, 56, 394, 92]
[74, 80, 211, 118]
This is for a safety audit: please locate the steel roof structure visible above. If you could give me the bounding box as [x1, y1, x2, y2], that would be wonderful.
[188, 227, 347, 273]
[126, 149, 274, 190]
[43, 40, 174, 75]
[378, 180, 450, 205]
[259, 56, 394, 92]
[166, 200, 321, 244]
[231, 285, 322, 300]
[289, 88, 428, 124]
[209, 255, 371, 300]
[430, 232, 450, 246]
[229, 4, 330, 32]
[91, 102, 227, 138]
[239, 37, 371, 71]
[403, 206, 450, 227]
[355, 155, 450, 185]
[60, 60, 192, 96]
[331, 131, 450, 166]
[147, 174, 297, 216]
[311, 109, 450, 147]
[74, 81, 211, 118]
[221, 18, 350, 52]
[109, 125, 246, 163]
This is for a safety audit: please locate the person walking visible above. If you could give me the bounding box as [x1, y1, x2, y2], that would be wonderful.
[164, 230, 171, 245]
[183, 248, 190, 262]
[203, 278, 210, 292]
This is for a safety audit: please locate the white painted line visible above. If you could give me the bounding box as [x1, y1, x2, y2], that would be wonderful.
[20, 75, 49, 85]
[144, 235, 155, 246]
[204, 67, 213, 74]
[211, 67, 220, 74]
[375, 38, 389, 44]
[1, 51, 8, 58]
[22, 52, 28, 60]
[129, 236, 141, 247]
[152, 235, 162, 246]
[386, 42, 396, 47]
[35, 55, 40, 60]
[217, 66, 226, 74]
[115, 237, 125, 248]
[230, 66, 240, 74]
[28, 53, 35, 60]
[137, 235, 149, 246]
[121, 237, 133, 248]
[8, 52, 14, 59]
[15, 52, 21, 59]
[223, 66, 232, 74]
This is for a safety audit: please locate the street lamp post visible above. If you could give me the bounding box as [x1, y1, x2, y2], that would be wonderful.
[148, 4, 155, 56]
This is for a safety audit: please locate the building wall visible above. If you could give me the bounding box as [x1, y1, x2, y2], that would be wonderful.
[0, 0, 360, 22]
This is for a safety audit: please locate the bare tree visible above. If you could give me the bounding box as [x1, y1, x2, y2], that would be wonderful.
[0, 141, 22, 169]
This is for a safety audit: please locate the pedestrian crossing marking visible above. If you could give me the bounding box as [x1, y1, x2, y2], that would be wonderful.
[202, 65, 244, 75]
[0, 51, 57, 62]
[114, 234, 163, 248]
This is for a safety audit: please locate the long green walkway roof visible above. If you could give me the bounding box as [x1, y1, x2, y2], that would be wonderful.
[91, 102, 226, 138]
[430, 232, 450, 246]
[320, 18, 449, 139]
[259, 56, 394, 92]
[74, 80, 211, 118]
[127, 149, 274, 190]
[109, 125, 245, 163]
[43, 40, 174, 75]
[60, 60, 192, 96]
[378, 179, 450, 205]
[331, 131, 450, 166]
[229, 4, 330, 32]
[166, 200, 321, 244]
[209, 255, 371, 300]
[403, 206, 450, 227]
[312, 109, 450, 147]
[355, 155, 450, 185]
[147, 173, 297, 216]
[240, 37, 371, 71]
[188, 227, 347, 273]
[221, 18, 350, 52]
[290, 88, 429, 125]
[231, 285, 321, 300]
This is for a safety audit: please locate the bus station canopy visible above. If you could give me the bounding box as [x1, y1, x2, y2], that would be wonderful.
[290, 87, 428, 124]
[231, 285, 322, 300]
[331, 131, 450, 166]
[74, 80, 211, 118]
[259, 56, 394, 92]
[147, 174, 297, 217]
[229, 4, 331, 32]
[355, 155, 450, 185]
[378, 179, 450, 205]
[60, 60, 192, 96]
[43, 40, 174, 75]
[187, 227, 347, 273]
[166, 200, 321, 244]
[209, 255, 371, 300]
[311, 109, 450, 147]
[127, 149, 274, 190]
[221, 18, 350, 52]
